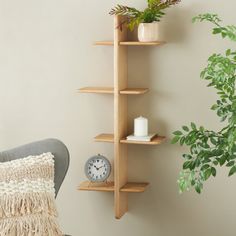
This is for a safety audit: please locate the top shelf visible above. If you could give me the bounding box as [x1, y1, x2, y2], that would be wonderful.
[94, 41, 166, 46]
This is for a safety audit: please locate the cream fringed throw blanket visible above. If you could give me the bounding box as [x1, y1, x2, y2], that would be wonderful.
[0, 153, 63, 236]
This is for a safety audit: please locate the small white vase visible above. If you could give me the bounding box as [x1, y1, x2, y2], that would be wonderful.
[138, 22, 159, 42]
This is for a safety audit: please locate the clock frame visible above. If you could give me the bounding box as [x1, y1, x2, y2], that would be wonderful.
[84, 154, 111, 182]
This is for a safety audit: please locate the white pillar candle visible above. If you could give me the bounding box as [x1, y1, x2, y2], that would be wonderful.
[134, 116, 148, 137]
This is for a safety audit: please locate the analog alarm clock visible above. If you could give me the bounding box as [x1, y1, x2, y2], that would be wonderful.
[84, 154, 111, 182]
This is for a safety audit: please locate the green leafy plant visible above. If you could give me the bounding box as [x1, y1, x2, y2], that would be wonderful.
[109, 0, 181, 31]
[172, 13, 236, 194]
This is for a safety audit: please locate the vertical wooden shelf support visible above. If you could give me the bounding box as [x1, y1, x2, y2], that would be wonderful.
[114, 16, 128, 219]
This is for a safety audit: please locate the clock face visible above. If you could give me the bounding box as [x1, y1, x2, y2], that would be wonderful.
[84, 155, 111, 182]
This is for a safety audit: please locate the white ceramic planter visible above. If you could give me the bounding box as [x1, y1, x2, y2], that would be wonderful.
[138, 22, 159, 42]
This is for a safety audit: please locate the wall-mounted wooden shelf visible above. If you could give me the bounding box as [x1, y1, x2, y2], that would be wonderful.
[78, 16, 166, 219]
[94, 133, 114, 143]
[94, 41, 166, 46]
[94, 41, 114, 46]
[121, 182, 149, 193]
[120, 41, 165, 46]
[79, 181, 149, 193]
[94, 133, 166, 146]
[79, 87, 149, 95]
[120, 88, 149, 95]
[79, 87, 114, 94]
[79, 181, 115, 192]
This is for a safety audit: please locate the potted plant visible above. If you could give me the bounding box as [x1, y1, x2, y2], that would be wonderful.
[109, 0, 181, 42]
[172, 13, 236, 194]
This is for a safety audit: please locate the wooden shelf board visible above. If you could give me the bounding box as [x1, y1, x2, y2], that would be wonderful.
[78, 87, 114, 94]
[94, 41, 114, 46]
[79, 181, 115, 192]
[94, 41, 166, 46]
[120, 88, 149, 95]
[120, 135, 166, 145]
[94, 133, 114, 143]
[78, 181, 149, 193]
[120, 182, 149, 193]
[95, 134, 166, 145]
[79, 87, 149, 95]
[120, 41, 166, 46]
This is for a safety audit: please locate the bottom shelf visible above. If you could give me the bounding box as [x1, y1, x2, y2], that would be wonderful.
[78, 181, 149, 193]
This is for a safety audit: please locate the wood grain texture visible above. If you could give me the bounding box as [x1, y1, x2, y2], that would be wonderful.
[120, 88, 149, 95]
[78, 87, 114, 94]
[114, 15, 128, 219]
[94, 134, 114, 143]
[78, 87, 148, 95]
[94, 41, 114, 46]
[78, 181, 149, 193]
[120, 41, 166, 46]
[79, 181, 114, 192]
[94, 41, 166, 46]
[120, 182, 149, 193]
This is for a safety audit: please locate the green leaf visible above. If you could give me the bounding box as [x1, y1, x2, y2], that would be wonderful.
[211, 167, 216, 177]
[173, 131, 182, 136]
[182, 126, 189, 132]
[189, 161, 196, 170]
[230, 155, 236, 160]
[171, 136, 180, 144]
[210, 137, 217, 145]
[199, 126, 204, 132]
[226, 49, 231, 56]
[183, 161, 192, 170]
[201, 164, 210, 171]
[213, 27, 222, 34]
[213, 160, 218, 166]
[218, 156, 226, 166]
[226, 161, 235, 167]
[180, 137, 186, 146]
[213, 149, 224, 156]
[211, 104, 218, 110]
[183, 154, 192, 160]
[191, 122, 197, 130]
[195, 184, 202, 194]
[204, 168, 212, 180]
[229, 166, 236, 177]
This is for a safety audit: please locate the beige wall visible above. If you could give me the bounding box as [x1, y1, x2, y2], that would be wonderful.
[0, 0, 236, 235]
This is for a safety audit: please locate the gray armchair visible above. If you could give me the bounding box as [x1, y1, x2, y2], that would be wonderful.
[0, 138, 70, 236]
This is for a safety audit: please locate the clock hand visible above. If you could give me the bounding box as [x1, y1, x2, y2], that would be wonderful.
[94, 165, 99, 171]
[98, 165, 105, 169]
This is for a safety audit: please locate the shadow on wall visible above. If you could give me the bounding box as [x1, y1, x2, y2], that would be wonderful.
[159, 2, 205, 43]
[124, 4, 217, 236]
[159, 8, 190, 43]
